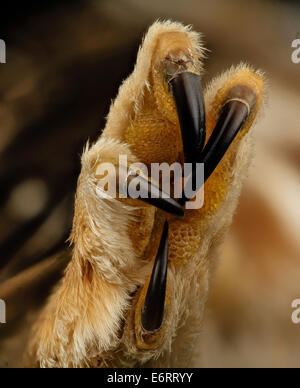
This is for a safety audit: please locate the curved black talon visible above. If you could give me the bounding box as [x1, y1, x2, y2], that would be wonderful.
[200, 100, 249, 181]
[170, 72, 206, 164]
[125, 173, 184, 217]
[141, 221, 169, 332]
[124, 71, 207, 217]
[179, 90, 255, 205]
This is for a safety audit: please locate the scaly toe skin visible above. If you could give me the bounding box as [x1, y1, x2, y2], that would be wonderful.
[133, 66, 264, 353]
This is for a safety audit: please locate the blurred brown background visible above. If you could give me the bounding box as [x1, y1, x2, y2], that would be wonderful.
[0, 0, 300, 368]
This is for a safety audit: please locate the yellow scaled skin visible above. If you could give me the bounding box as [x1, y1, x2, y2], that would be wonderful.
[124, 32, 263, 350]
[125, 37, 264, 267]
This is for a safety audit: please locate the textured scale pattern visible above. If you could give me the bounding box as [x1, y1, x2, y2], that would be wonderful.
[125, 64, 263, 266]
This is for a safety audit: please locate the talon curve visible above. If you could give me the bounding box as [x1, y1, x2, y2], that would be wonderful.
[200, 100, 249, 181]
[125, 172, 184, 217]
[141, 221, 169, 332]
[179, 85, 257, 205]
[170, 72, 206, 164]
